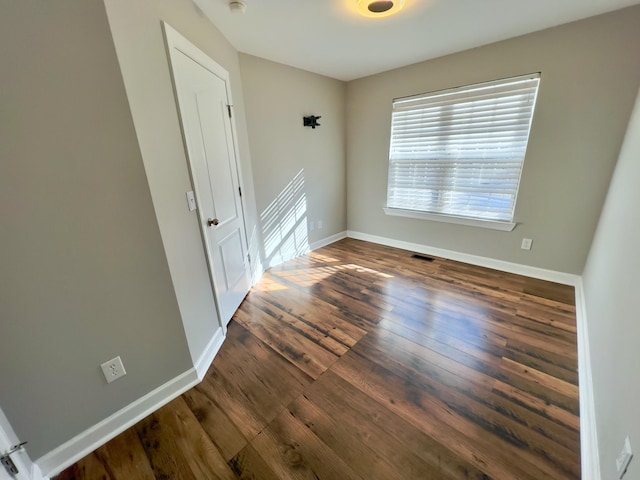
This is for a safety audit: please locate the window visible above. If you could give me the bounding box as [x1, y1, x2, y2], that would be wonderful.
[385, 73, 540, 230]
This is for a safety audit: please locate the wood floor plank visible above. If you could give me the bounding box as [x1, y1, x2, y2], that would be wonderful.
[243, 294, 349, 356]
[247, 408, 363, 480]
[56, 431, 152, 480]
[516, 298, 577, 333]
[135, 397, 236, 480]
[303, 370, 491, 480]
[288, 394, 407, 480]
[213, 323, 312, 420]
[251, 287, 368, 346]
[492, 379, 581, 432]
[519, 292, 577, 315]
[438, 269, 524, 306]
[504, 342, 579, 386]
[522, 277, 576, 305]
[307, 281, 386, 324]
[233, 299, 338, 378]
[55, 452, 111, 480]
[505, 310, 578, 344]
[228, 444, 281, 480]
[487, 383, 581, 452]
[55, 238, 580, 480]
[194, 367, 271, 440]
[182, 385, 248, 462]
[92, 429, 155, 480]
[331, 349, 565, 479]
[353, 329, 580, 476]
[378, 312, 506, 376]
[498, 357, 580, 414]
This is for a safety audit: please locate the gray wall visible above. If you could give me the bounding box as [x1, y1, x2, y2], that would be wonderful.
[346, 6, 640, 274]
[103, 0, 262, 362]
[0, 0, 192, 458]
[239, 54, 347, 266]
[583, 89, 640, 480]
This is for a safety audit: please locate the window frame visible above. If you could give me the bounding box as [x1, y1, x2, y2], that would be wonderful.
[384, 73, 541, 231]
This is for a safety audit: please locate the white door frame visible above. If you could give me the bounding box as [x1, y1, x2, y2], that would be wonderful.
[0, 407, 44, 480]
[162, 22, 252, 333]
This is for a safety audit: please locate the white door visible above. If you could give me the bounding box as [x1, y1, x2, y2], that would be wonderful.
[164, 24, 251, 326]
[0, 408, 31, 480]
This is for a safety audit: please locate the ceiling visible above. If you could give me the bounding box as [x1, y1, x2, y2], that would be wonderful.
[194, 0, 640, 81]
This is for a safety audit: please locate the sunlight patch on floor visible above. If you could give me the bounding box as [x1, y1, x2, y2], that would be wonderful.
[253, 276, 289, 292]
[271, 262, 394, 288]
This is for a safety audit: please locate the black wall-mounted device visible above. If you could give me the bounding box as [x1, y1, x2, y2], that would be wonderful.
[303, 115, 321, 129]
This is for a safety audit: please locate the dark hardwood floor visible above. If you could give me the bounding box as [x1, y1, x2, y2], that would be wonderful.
[56, 238, 580, 479]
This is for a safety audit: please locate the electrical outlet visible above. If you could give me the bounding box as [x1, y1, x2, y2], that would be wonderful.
[317, 220, 323, 229]
[521, 238, 533, 250]
[617, 436, 633, 479]
[100, 356, 126, 384]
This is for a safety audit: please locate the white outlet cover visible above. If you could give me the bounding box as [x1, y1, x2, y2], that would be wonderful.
[100, 356, 127, 384]
[186, 191, 197, 211]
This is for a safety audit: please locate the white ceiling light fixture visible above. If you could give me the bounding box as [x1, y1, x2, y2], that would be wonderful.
[357, 0, 405, 18]
[229, 1, 247, 14]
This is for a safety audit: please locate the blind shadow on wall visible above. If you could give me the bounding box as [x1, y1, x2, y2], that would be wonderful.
[260, 169, 310, 268]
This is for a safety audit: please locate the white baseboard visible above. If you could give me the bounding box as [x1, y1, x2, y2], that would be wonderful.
[195, 326, 225, 380]
[36, 326, 229, 477]
[310, 231, 347, 251]
[31, 463, 48, 480]
[574, 279, 601, 480]
[35, 368, 200, 477]
[346, 230, 580, 286]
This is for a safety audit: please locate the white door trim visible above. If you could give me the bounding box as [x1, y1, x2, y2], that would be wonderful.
[0, 407, 46, 480]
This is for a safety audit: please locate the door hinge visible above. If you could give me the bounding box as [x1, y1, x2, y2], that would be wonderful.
[1, 441, 27, 475]
[247, 253, 251, 263]
[227, 105, 232, 118]
[238, 186, 242, 197]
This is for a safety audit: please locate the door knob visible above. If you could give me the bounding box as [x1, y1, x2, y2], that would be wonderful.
[207, 218, 219, 227]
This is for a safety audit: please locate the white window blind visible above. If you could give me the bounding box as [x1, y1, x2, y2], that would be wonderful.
[386, 73, 540, 223]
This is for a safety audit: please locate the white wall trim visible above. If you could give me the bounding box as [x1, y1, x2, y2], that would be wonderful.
[0, 407, 45, 480]
[35, 368, 200, 477]
[347, 230, 580, 286]
[575, 278, 601, 480]
[383, 207, 517, 231]
[30, 464, 48, 480]
[195, 327, 225, 380]
[310, 231, 347, 251]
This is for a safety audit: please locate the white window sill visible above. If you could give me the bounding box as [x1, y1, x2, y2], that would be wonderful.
[383, 207, 516, 231]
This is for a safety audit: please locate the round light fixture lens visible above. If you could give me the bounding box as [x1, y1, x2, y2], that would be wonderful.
[229, 1, 246, 14]
[356, 0, 405, 18]
[368, 0, 394, 13]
